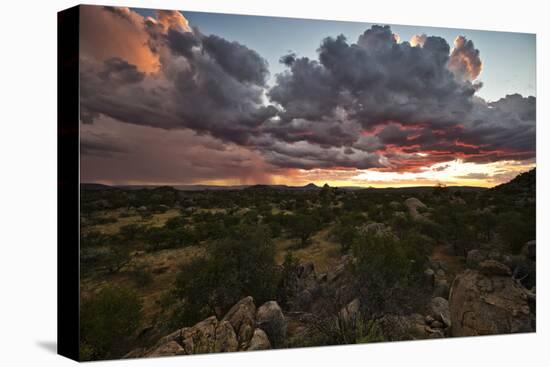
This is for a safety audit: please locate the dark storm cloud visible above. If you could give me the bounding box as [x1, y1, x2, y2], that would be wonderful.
[266, 25, 535, 170]
[80, 7, 276, 145]
[79, 7, 535, 175]
[269, 56, 339, 123]
[80, 133, 127, 157]
[201, 34, 269, 85]
[80, 117, 275, 185]
[262, 141, 382, 170]
[272, 26, 477, 129]
[98, 57, 145, 84]
[165, 28, 199, 59]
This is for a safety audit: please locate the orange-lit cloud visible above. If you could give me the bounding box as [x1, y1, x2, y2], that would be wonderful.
[157, 9, 191, 32]
[78, 8, 535, 188]
[410, 34, 427, 47]
[448, 35, 483, 81]
[80, 6, 159, 73]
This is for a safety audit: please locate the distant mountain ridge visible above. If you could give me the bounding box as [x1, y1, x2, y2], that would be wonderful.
[80, 182, 488, 193]
[81, 169, 537, 193]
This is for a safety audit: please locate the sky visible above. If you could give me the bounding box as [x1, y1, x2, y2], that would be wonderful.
[79, 5, 536, 188]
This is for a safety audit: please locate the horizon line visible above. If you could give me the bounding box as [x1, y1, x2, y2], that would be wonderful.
[81, 181, 493, 189]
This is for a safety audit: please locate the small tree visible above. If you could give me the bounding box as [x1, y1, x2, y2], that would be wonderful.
[102, 245, 131, 274]
[277, 251, 300, 308]
[289, 214, 317, 248]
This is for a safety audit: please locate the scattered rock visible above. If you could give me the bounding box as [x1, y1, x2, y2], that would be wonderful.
[449, 269, 534, 336]
[256, 301, 286, 348]
[146, 341, 185, 357]
[178, 316, 218, 354]
[358, 222, 396, 239]
[433, 278, 450, 299]
[214, 320, 239, 353]
[425, 315, 435, 325]
[339, 298, 360, 326]
[298, 261, 315, 279]
[424, 326, 445, 338]
[429, 297, 451, 327]
[246, 329, 271, 351]
[466, 249, 486, 268]
[424, 268, 435, 287]
[479, 260, 511, 276]
[374, 314, 428, 341]
[404, 197, 427, 219]
[222, 296, 256, 347]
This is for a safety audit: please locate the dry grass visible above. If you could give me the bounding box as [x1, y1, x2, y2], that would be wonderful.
[84, 209, 181, 235]
[81, 245, 206, 325]
[275, 227, 341, 273]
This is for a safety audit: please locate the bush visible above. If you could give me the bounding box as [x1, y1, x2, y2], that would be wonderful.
[288, 213, 318, 248]
[496, 211, 535, 254]
[352, 233, 424, 318]
[80, 286, 142, 360]
[170, 224, 278, 326]
[277, 251, 300, 308]
[102, 245, 132, 273]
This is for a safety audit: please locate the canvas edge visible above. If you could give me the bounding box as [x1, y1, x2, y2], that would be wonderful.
[57, 4, 81, 362]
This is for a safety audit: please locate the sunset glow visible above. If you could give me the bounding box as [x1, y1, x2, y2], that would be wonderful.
[79, 6, 536, 188]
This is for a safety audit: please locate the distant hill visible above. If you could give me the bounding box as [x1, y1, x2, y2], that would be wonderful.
[245, 183, 320, 191]
[80, 183, 116, 191]
[80, 182, 488, 193]
[491, 168, 536, 195]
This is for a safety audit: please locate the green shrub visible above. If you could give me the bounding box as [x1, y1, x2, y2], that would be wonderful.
[170, 224, 278, 326]
[80, 286, 142, 360]
[288, 213, 318, 248]
[352, 233, 423, 318]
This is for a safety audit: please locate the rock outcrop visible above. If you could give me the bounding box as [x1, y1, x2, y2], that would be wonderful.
[222, 296, 256, 348]
[429, 297, 451, 328]
[478, 259, 512, 276]
[247, 328, 271, 350]
[256, 301, 286, 348]
[128, 297, 284, 359]
[449, 269, 534, 337]
[404, 197, 427, 220]
[373, 313, 445, 340]
[466, 249, 486, 268]
[357, 222, 396, 239]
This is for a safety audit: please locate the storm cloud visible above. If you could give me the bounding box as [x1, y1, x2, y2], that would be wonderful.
[266, 25, 535, 170]
[80, 6, 276, 145]
[79, 6, 536, 180]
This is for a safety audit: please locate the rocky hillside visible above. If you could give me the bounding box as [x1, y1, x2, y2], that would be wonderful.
[127, 235, 536, 360]
[80, 169, 536, 360]
[491, 168, 536, 196]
